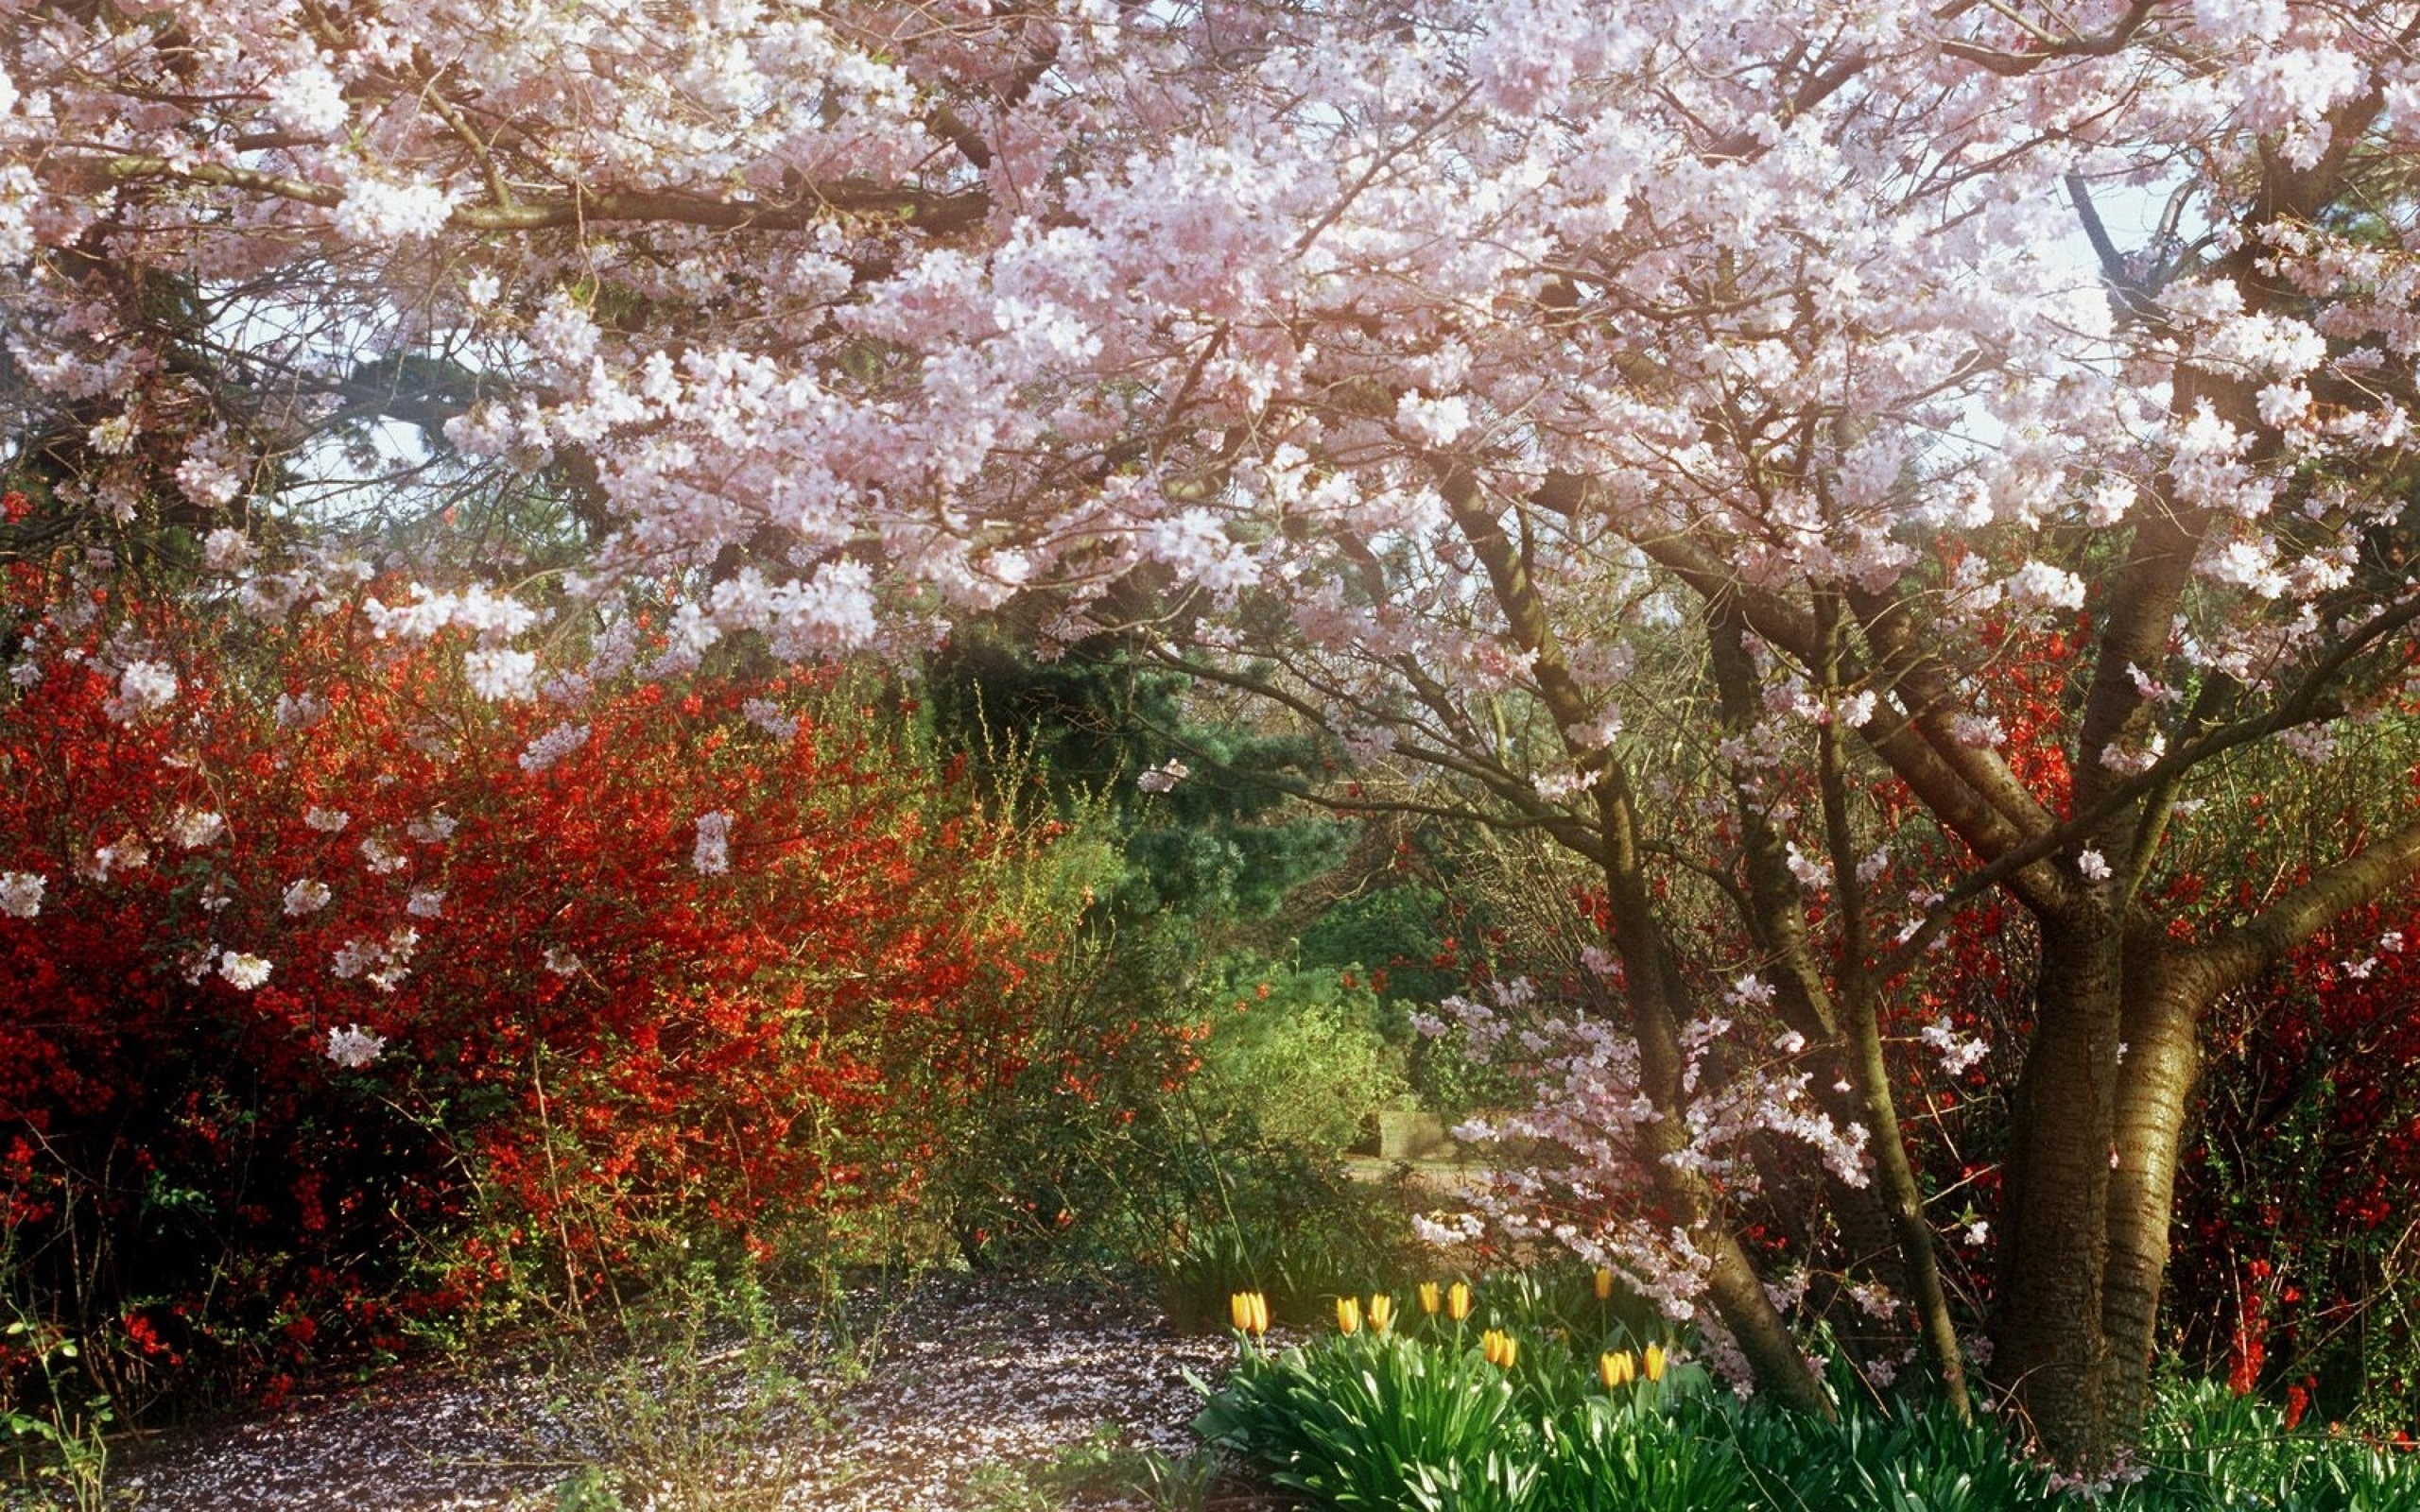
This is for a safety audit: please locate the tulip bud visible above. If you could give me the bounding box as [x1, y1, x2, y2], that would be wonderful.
[1336, 1296, 1361, 1335]
[1368, 1293, 1394, 1334]
[1593, 1266, 1615, 1301]
[1418, 1281, 1442, 1315]
[1447, 1280, 1473, 1321]
[1600, 1350, 1635, 1389]
[1229, 1291, 1270, 1336]
[1482, 1328, 1518, 1369]
[1644, 1342, 1667, 1381]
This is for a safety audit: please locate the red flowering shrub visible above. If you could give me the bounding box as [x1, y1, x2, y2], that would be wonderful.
[2170, 898, 2420, 1431]
[0, 569, 1087, 1408]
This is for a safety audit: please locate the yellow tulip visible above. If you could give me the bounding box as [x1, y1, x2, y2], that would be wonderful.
[1447, 1280, 1473, 1321]
[1644, 1342, 1667, 1381]
[1368, 1294, 1394, 1334]
[1229, 1291, 1270, 1336]
[1418, 1281, 1442, 1315]
[1593, 1267, 1615, 1301]
[1336, 1296, 1362, 1335]
[1482, 1328, 1519, 1369]
[1600, 1350, 1635, 1389]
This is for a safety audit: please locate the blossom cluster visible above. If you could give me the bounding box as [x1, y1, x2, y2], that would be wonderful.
[1416, 976, 1868, 1348]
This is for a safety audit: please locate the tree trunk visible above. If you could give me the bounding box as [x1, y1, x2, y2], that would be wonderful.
[1992, 904, 2127, 1469]
[1448, 480, 1833, 1418]
[1597, 813, 1839, 1420]
[2100, 935, 2212, 1447]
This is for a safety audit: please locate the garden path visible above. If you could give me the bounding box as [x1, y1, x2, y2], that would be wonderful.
[107, 1279, 1276, 1511]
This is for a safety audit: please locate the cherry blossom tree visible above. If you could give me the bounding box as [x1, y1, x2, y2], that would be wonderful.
[8, 0, 2420, 1470]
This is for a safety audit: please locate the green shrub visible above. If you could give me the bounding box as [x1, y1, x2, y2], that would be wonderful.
[1195, 956, 1408, 1154]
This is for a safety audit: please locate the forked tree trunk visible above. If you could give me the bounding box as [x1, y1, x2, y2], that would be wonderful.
[1992, 918, 2209, 1471]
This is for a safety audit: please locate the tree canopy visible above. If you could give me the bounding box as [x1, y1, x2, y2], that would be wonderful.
[8, 0, 2420, 1471]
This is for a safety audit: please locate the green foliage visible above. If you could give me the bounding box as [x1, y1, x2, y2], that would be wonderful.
[1195, 954, 1409, 1153]
[1191, 1282, 2420, 1512]
[1532, 1396, 1752, 1512]
[925, 633, 1354, 924]
[1195, 1332, 1539, 1512]
[1158, 1155, 1420, 1330]
[967, 1423, 1232, 1512]
[1717, 1383, 2065, 1512]
[522, 1257, 815, 1512]
[1296, 884, 1461, 1007]
[1, 1315, 115, 1512]
[2112, 1380, 2420, 1512]
[1461, 1267, 1666, 1366]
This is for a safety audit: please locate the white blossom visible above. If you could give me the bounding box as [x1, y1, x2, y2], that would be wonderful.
[1136, 759, 1191, 794]
[693, 810, 733, 874]
[1919, 1018, 1991, 1076]
[283, 878, 333, 916]
[2004, 561, 2087, 611]
[94, 833, 150, 876]
[1783, 842, 1830, 890]
[518, 722, 590, 774]
[1948, 713, 2006, 747]
[276, 692, 329, 729]
[463, 647, 539, 701]
[217, 952, 273, 989]
[109, 660, 179, 721]
[202, 527, 253, 572]
[325, 1023, 388, 1069]
[741, 698, 798, 739]
[166, 808, 225, 849]
[0, 871, 44, 919]
[331, 927, 419, 991]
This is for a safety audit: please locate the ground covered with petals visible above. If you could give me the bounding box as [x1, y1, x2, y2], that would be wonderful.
[101, 1280, 1277, 1511]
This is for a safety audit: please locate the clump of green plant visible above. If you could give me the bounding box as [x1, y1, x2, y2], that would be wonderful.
[1716, 1377, 2066, 1512]
[961, 1424, 1233, 1512]
[1190, 1269, 2420, 1512]
[520, 1257, 824, 1512]
[1, 1326, 116, 1512]
[2108, 1378, 2420, 1512]
[1196, 1329, 1539, 1512]
[1530, 1392, 1754, 1512]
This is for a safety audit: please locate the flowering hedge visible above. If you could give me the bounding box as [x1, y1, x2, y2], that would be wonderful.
[0, 566, 1084, 1406]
